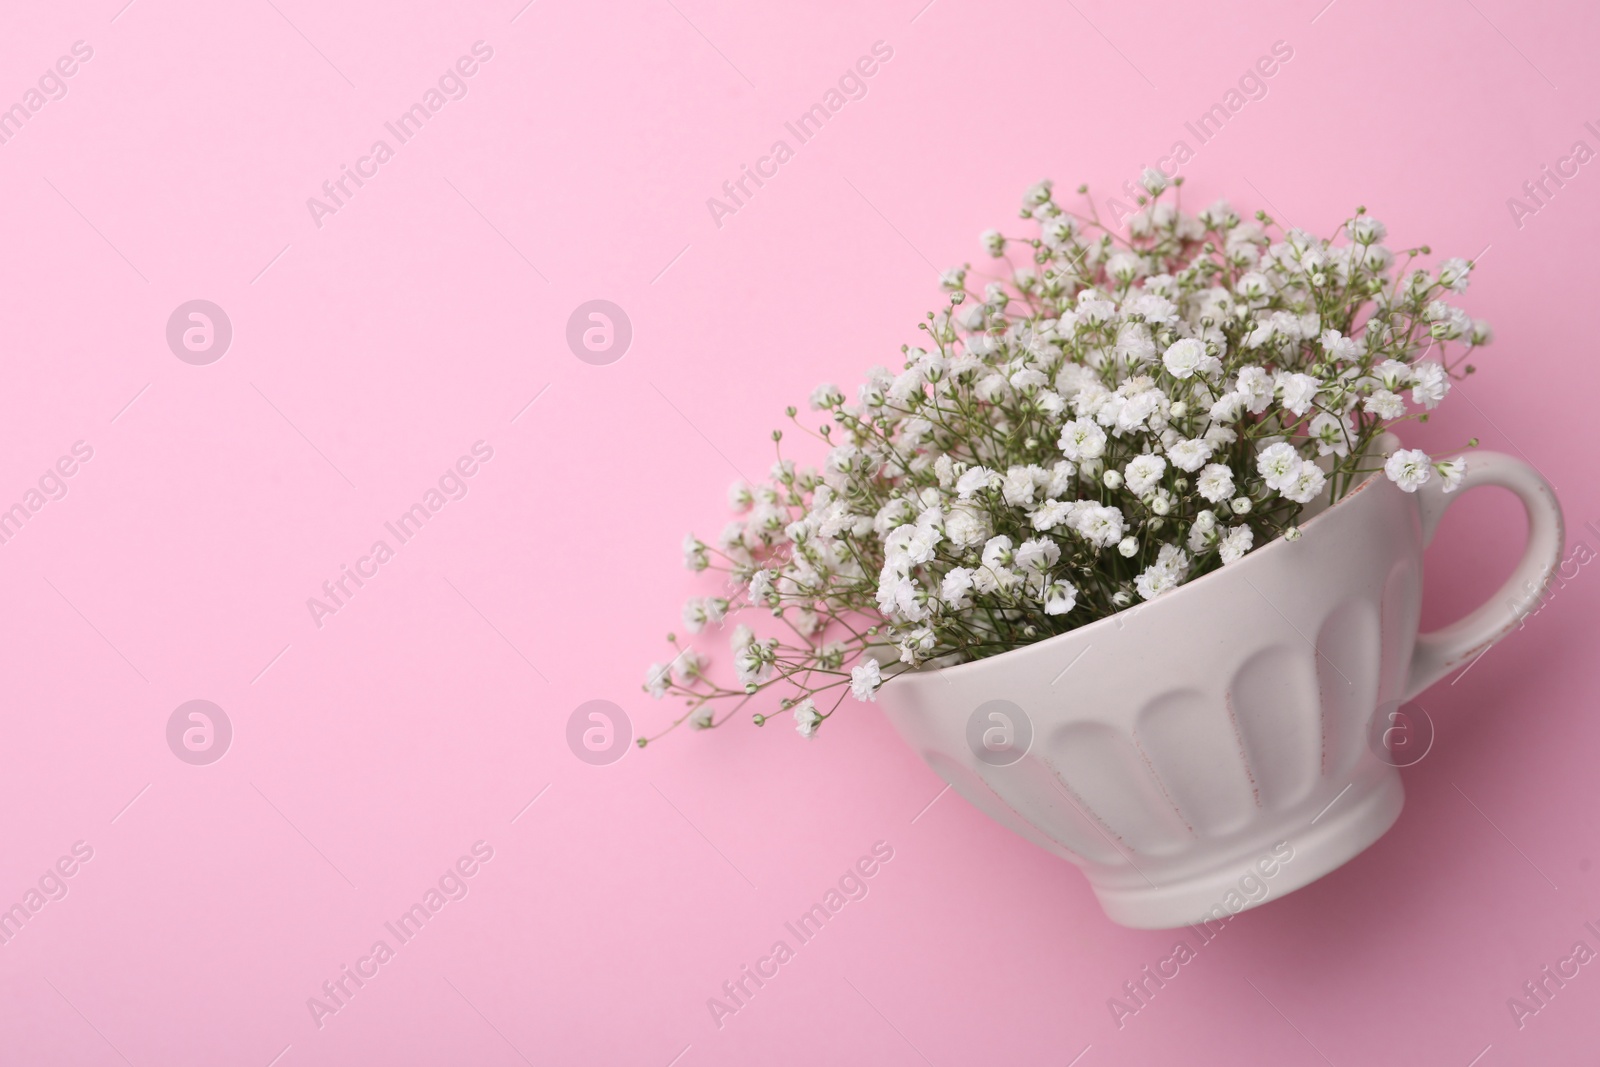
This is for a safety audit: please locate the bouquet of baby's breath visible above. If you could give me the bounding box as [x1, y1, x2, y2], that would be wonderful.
[643, 172, 1488, 742]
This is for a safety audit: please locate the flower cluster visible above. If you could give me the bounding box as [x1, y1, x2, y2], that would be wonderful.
[644, 173, 1487, 742]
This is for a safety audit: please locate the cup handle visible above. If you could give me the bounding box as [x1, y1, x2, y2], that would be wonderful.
[1402, 451, 1564, 700]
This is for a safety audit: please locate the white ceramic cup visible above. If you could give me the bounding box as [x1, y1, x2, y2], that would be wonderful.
[875, 443, 1564, 928]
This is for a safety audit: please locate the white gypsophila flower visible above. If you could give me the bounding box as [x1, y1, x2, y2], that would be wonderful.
[1110, 387, 1163, 435]
[1002, 465, 1038, 506]
[1167, 437, 1213, 472]
[1438, 257, 1471, 293]
[1029, 499, 1074, 531]
[1196, 463, 1235, 503]
[1236, 271, 1271, 300]
[1058, 418, 1107, 461]
[1043, 581, 1077, 615]
[884, 523, 941, 570]
[1364, 389, 1407, 420]
[684, 534, 710, 571]
[1042, 216, 1077, 248]
[1218, 525, 1254, 564]
[1350, 215, 1387, 243]
[1115, 322, 1156, 365]
[1106, 251, 1144, 283]
[1320, 329, 1363, 361]
[981, 535, 1014, 570]
[971, 563, 1017, 594]
[974, 372, 1008, 401]
[734, 644, 771, 686]
[898, 627, 935, 664]
[1376, 360, 1413, 389]
[1256, 442, 1303, 493]
[891, 364, 931, 401]
[946, 502, 992, 547]
[1124, 454, 1167, 496]
[1046, 460, 1076, 497]
[645, 662, 671, 699]
[676, 648, 708, 680]
[956, 465, 997, 499]
[1209, 390, 1247, 424]
[1276, 372, 1322, 417]
[809, 383, 844, 410]
[1076, 505, 1125, 548]
[1385, 448, 1434, 492]
[1014, 537, 1061, 572]
[1162, 337, 1207, 379]
[1235, 366, 1275, 413]
[1135, 558, 1183, 600]
[850, 658, 883, 702]
[1282, 463, 1327, 504]
[876, 570, 924, 621]
[941, 567, 975, 607]
[1410, 361, 1449, 408]
[1437, 457, 1466, 492]
[793, 698, 821, 738]
[1309, 412, 1353, 457]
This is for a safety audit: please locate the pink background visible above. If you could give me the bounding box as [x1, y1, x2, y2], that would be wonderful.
[0, 0, 1596, 1063]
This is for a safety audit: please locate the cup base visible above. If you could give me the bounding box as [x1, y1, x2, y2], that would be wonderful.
[1091, 772, 1405, 929]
